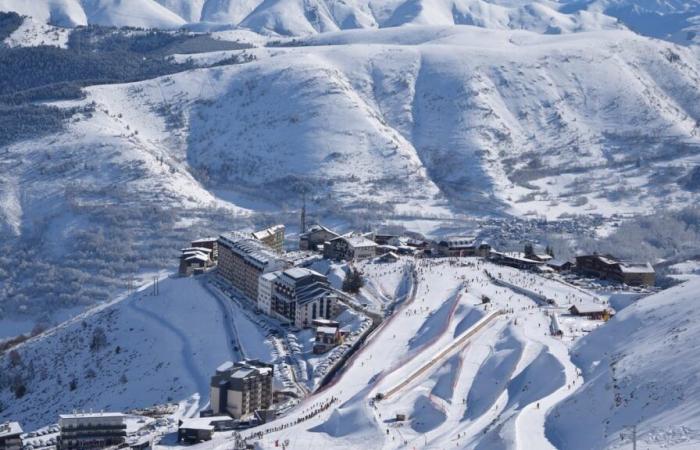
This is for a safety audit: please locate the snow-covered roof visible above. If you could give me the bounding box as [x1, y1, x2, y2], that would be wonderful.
[59, 412, 125, 419]
[547, 259, 572, 268]
[440, 236, 477, 248]
[181, 247, 212, 253]
[284, 267, 318, 280]
[179, 416, 232, 431]
[302, 224, 337, 236]
[317, 326, 338, 335]
[619, 262, 655, 274]
[570, 300, 611, 315]
[345, 235, 377, 248]
[191, 237, 217, 244]
[217, 361, 234, 372]
[251, 224, 284, 241]
[261, 271, 281, 282]
[218, 232, 285, 269]
[0, 422, 22, 438]
[185, 254, 209, 263]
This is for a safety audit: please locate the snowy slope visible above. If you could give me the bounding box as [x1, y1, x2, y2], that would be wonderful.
[0, 0, 186, 28]
[21, 27, 700, 220]
[546, 278, 700, 449]
[3, 25, 700, 320]
[2, 15, 71, 48]
[172, 257, 611, 450]
[564, 0, 700, 45]
[0, 0, 622, 35]
[0, 276, 244, 429]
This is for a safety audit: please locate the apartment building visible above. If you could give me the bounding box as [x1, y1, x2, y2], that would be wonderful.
[0, 422, 22, 450]
[57, 413, 126, 450]
[210, 360, 274, 420]
[251, 225, 285, 253]
[575, 254, 656, 286]
[260, 268, 339, 328]
[217, 233, 288, 301]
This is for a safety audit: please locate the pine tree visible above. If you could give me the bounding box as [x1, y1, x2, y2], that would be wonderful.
[342, 268, 364, 293]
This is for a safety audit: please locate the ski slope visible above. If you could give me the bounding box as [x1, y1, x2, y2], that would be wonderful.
[546, 277, 700, 450]
[0, 275, 270, 429]
[177, 256, 609, 450]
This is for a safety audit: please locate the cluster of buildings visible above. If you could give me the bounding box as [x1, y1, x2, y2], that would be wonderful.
[174, 360, 275, 444]
[0, 422, 22, 450]
[312, 319, 344, 354]
[259, 267, 339, 328]
[209, 360, 274, 420]
[1, 413, 132, 450]
[574, 254, 656, 286]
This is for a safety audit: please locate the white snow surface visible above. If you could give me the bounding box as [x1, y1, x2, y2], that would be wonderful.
[3, 15, 71, 48]
[0, 0, 622, 36]
[6, 26, 698, 228]
[546, 277, 700, 449]
[0, 275, 254, 429]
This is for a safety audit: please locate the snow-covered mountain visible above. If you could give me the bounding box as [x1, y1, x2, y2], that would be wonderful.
[2, 25, 700, 319]
[0, 0, 621, 36]
[564, 0, 700, 45]
[546, 277, 700, 449]
[6, 0, 700, 41]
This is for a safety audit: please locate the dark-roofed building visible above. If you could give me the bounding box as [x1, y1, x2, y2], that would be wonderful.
[0, 422, 22, 450]
[488, 251, 543, 270]
[217, 233, 289, 301]
[299, 224, 339, 251]
[324, 234, 377, 261]
[57, 413, 126, 450]
[210, 360, 273, 420]
[314, 325, 342, 354]
[177, 416, 235, 443]
[575, 254, 655, 286]
[546, 259, 574, 272]
[179, 246, 214, 276]
[437, 237, 491, 257]
[568, 302, 613, 320]
[263, 267, 339, 328]
[191, 237, 219, 261]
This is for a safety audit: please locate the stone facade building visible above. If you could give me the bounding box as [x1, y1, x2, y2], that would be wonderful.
[210, 360, 274, 419]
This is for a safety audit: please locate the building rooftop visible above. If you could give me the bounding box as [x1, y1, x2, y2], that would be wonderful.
[440, 237, 477, 248]
[179, 416, 232, 431]
[619, 262, 655, 274]
[218, 232, 285, 269]
[59, 412, 125, 420]
[0, 422, 22, 438]
[251, 224, 285, 241]
[216, 361, 235, 373]
[284, 267, 317, 280]
[344, 235, 377, 248]
[191, 237, 217, 244]
[316, 326, 338, 335]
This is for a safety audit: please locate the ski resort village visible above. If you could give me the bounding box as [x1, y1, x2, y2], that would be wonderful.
[2, 1, 700, 449]
[6, 216, 691, 450]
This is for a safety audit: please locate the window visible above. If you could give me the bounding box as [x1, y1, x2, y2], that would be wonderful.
[312, 303, 317, 319]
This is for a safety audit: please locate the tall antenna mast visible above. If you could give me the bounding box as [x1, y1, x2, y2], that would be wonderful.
[300, 193, 307, 234]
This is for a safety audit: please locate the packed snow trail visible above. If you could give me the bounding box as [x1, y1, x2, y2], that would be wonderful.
[378, 309, 504, 400]
[514, 309, 580, 450]
[128, 295, 212, 414]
